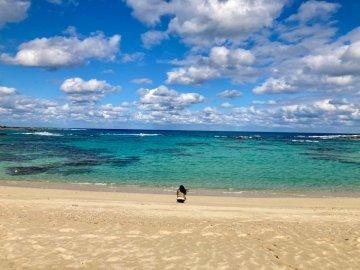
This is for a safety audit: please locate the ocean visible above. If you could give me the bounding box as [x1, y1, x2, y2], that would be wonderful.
[0, 128, 359, 193]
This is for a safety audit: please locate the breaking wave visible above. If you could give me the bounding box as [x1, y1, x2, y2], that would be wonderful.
[296, 134, 360, 140]
[101, 133, 162, 137]
[19, 132, 63, 137]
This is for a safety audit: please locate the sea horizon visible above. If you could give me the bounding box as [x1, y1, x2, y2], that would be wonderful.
[2, 125, 360, 135]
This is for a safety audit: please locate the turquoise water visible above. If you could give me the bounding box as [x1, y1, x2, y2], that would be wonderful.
[0, 129, 359, 192]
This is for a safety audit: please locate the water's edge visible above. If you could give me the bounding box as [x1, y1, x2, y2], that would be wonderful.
[2, 179, 360, 198]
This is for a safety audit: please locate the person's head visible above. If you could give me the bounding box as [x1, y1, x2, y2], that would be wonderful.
[179, 185, 187, 195]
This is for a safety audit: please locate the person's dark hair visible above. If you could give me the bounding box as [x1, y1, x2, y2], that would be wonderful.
[179, 185, 187, 195]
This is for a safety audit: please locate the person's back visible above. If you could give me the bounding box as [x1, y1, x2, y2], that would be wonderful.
[176, 185, 187, 203]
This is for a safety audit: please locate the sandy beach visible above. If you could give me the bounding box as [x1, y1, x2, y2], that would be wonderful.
[1, 184, 360, 269]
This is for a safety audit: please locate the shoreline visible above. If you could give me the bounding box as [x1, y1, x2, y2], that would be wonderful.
[1, 179, 360, 198]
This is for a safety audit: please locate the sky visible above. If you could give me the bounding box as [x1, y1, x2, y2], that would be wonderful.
[0, 0, 359, 132]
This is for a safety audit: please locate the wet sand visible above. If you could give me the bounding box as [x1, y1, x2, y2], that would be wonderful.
[1, 184, 360, 269]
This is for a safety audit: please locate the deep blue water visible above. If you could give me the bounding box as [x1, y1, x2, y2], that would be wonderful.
[0, 128, 359, 192]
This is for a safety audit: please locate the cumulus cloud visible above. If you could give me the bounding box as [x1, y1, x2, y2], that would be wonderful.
[166, 66, 219, 85]
[167, 46, 256, 85]
[60, 77, 120, 103]
[0, 86, 17, 95]
[135, 85, 205, 124]
[138, 85, 204, 111]
[126, 0, 286, 46]
[0, 93, 131, 124]
[287, 0, 340, 23]
[141, 30, 169, 49]
[1, 33, 121, 69]
[218, 90, 242, 99]
[0, 0, 30, 28]
[131, 78, 153, 84]
[249, 2, 360, 97]
[1, 88, 359, 131]
[253, 78, 296, 94]
[125, 0, 170, 26]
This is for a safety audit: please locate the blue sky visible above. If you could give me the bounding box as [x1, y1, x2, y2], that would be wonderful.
[0, 0, 359, 132]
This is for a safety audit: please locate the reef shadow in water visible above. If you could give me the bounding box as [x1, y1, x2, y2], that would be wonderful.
[3, 136, 141, 176]
[175, 142, 209, 147]
[6, 154, 141, 176]
[145, 148, 192, 157]
[300, 146, 360, 165]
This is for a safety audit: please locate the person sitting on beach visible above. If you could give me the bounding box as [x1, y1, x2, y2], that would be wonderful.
[176, 185, 187, 203]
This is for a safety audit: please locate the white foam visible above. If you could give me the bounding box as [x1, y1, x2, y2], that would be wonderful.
[292, 139, 319, 143]
[19, 131, 63, 137]
[296, 134, 360, 140]
[101, 133, 162, 137]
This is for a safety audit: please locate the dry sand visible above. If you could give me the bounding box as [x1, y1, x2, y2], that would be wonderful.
[1, 185, 360, 269]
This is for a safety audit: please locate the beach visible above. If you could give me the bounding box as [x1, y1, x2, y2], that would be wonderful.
[1, 183, 360, 269]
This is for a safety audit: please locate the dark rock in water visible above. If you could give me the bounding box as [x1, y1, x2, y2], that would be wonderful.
[0, 153, 31, 162]
[146, 148, 188, 155]
[110, 156, 140, 167]
[174, 152, 192, 156]
[64, 158, 102, 167]
[176, 142, 208, 147]
[6, 166, 51, 175]
[0, 133, 7, 136]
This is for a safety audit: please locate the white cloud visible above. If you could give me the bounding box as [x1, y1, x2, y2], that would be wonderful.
[166, 46, 256, 85]
[0, 86, 17, 95]
[253, 78, 296, 94]
[218, 90, 242, 99]
[141, 30, 169, 49]
[220, 102, 234, 108]
[0, 0, 30, 28]
[138, 85, 204, 111]
[324, 75, 353, 86]
[125, 0, 170, 26]
[126, 0, 286, 46]
[252, 100, 277, 105]
[132, 78, 153, 84]
[209, 46, 255, 67]
[166, 66, 219, 85]
[287, 0, 340, 23]
[1, 33, 121, 69]
[1, 88, 359, 131]
[60, 77, 120, 103]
